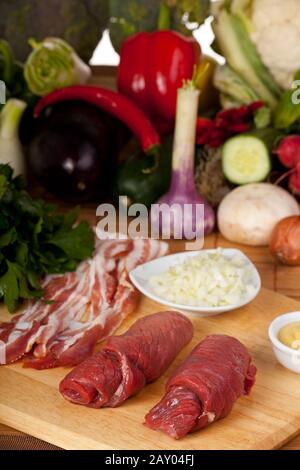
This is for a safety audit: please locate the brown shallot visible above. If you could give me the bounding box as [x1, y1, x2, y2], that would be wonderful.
[270, 216, 300, 266]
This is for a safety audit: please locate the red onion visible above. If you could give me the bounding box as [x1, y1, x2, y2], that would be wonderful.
[151, 83, 215, 239]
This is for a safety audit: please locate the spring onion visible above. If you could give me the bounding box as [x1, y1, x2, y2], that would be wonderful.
[0, 99, 27, 176]
[151, 81, 215, 239]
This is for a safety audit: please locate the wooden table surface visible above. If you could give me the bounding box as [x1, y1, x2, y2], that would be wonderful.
[1, 227, 300, 449]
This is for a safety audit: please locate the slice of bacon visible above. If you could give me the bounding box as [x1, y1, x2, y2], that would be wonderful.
[24, 239, 165, 369]
[0, 236, 168, 368]
[0, 271, 79, 364]
[28, 240, 131, 360]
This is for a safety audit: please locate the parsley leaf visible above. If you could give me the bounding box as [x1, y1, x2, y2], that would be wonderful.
[0, 164, 95, 312]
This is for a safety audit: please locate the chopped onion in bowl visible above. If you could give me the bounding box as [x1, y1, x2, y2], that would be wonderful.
[148, 249, 256, 307]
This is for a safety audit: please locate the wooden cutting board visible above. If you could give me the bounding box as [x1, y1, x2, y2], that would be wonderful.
[0, 287, 300, 450]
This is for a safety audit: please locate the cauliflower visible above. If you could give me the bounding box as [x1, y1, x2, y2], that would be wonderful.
[250, 0, 300, 90]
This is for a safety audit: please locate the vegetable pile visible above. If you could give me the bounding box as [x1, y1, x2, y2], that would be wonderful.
[2, 0, 300, 256]
[0, 165, 94, 312]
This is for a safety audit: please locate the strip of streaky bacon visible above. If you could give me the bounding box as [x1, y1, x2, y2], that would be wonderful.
[0, 237, 168, 368]
[23, 276, 140, 369]
[0, 271, 79, 364]
[27, 239, 131, 361]
[0, 239, 131, 365]
[117, 238, 169, 277]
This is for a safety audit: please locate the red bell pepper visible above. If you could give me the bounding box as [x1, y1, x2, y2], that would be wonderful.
[118, 30, 201, 134]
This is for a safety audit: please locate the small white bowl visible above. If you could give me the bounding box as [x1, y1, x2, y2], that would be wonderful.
[129, 248, 261, 317]
[269, 312, 300, 374]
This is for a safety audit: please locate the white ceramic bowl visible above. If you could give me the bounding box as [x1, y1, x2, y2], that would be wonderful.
[268, 312, 300, 374]
[129, 248, 261, 317]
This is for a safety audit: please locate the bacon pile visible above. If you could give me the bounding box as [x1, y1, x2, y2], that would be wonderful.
[0, 237, 168, 369]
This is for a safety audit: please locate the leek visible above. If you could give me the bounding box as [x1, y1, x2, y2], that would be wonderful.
[212, 6, 281, 109]
[214, 64, 260, 106]
[0, 99, 27, 176]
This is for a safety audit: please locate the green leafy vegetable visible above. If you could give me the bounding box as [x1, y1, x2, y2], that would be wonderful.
[0, 39, 15, 85]
[0, 39, 37, 109]
[0, 164, 95, 312]
[0, 0, 109, 62]
[168, 0, 210, 35]
[109, 0, 210, 52]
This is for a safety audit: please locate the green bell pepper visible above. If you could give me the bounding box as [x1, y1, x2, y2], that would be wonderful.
[116, 136, 172, 207]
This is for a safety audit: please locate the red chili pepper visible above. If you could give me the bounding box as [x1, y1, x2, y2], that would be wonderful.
[118, 31, 201, 134]
[34, 85, 161, 155]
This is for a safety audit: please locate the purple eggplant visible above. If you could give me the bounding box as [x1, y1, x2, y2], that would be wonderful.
[28, 101, 130, 202]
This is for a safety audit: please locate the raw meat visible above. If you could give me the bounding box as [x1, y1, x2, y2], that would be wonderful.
[0, 237, 168, 368]
[145, 334, 257, 439]
[59, 311, 193, 408]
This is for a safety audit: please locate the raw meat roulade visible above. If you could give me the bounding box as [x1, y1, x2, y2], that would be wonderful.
[59, 311, 193, 408]
[145, 334, 257, 439]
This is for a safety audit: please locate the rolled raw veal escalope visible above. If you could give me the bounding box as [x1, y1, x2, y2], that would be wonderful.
[145, 334, 257, 439]
[59, 311, 193, 408]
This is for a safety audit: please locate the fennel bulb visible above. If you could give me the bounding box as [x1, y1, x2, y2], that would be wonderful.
[24, 37, 91, 97]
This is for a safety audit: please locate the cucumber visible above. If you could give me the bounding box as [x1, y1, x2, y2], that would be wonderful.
[222, 129, 281, 185]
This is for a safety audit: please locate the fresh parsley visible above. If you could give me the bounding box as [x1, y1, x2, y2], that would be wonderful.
[0, 164, 95, 312]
